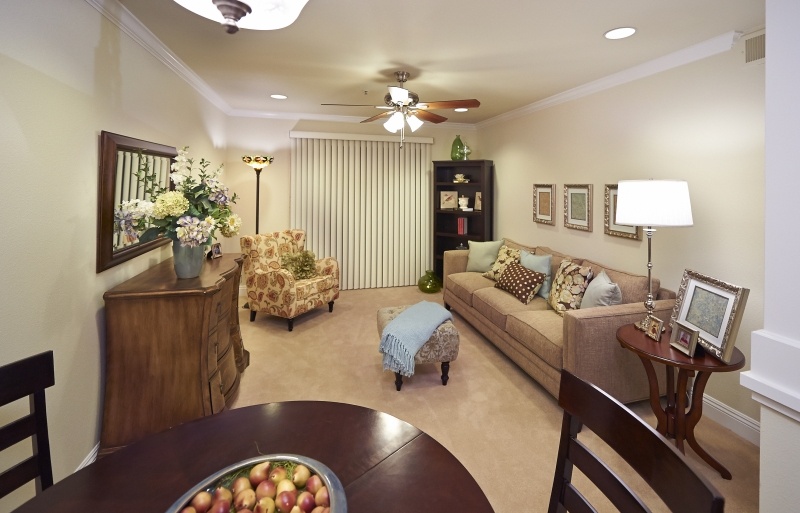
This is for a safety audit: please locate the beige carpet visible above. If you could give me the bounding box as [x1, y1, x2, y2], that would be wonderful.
[231, 286, 759, 512]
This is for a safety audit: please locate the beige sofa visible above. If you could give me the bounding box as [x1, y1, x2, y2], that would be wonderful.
[443, 239, 673, 403]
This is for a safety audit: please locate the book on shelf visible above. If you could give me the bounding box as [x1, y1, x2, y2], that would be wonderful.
[457, 217, 469, 235]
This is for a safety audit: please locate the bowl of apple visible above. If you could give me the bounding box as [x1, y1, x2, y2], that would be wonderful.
[166, 454, 346, 513]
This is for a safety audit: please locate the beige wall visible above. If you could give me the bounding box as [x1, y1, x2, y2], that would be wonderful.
[0, 1, 227, 509]
[478, 36, 765, 421]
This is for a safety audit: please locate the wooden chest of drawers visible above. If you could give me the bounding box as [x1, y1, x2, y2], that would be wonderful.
[100, 254, 246, 454]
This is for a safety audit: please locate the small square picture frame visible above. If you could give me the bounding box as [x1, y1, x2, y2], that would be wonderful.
[208, 242, 222, 259]
[646, 315, 664, 341]
[670, 320, 699, 357]
[564, 184, 592, 231]
[533, 184, 555, 225]
[440, 190, 457, 210]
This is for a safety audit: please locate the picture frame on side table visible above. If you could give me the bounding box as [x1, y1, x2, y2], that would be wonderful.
[440, 190, 457, 210]
[604, 184, 642, 240]
[646, 316, 664, 341]
[533, 184, 554, 225]
[564, 184, 592, 231]
[670, 320, 700, 356]
[670, 269, 750, 363]
[210, 243, 223, 259]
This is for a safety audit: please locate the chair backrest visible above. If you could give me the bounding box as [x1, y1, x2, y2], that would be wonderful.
[0, 351, 55, 498]
[240, 229, 306, 274]
[548, 371, 724, 513]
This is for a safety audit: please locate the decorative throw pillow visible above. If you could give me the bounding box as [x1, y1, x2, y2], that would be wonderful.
[580, 270, 622, 309]
[281, 250, 318, 280]
[495, 263, 546, 304]
[483, 245, 521, 281]
[520, 250, 552, 299]
[548, 259, 594, 315]
[466, 240, 504, 273]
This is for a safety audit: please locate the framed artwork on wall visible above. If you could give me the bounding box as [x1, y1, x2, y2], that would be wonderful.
[563, 184, 592, 231]
[533, 184, 554, 225]
[604, 184, 642, 240]
[670, 269, 750, 363]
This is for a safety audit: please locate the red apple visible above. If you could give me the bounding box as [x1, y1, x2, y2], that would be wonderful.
[254, 497, 276, 513]
[235, 488, 257, 510]
[314, 486, 329, 507]
[305, 475, 323, 495]
[296, 491, 316, 513]
[275, 490, 297, 513]
[190, 491, 213, 513]
[250, 462, 271, 486]
[292, 465, 311, 488]
[256, 478, 277, 499]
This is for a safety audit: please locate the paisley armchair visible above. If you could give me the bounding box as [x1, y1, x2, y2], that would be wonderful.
[240, 230, 340, 331]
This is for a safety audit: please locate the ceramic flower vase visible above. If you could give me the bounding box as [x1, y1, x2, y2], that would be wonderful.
[450, 135, 465, 161]
[418, 270, 442, 293]
[172, 240, 205, 279]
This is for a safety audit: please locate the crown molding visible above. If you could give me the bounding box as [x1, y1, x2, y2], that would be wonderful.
[479, 30, 743, 128]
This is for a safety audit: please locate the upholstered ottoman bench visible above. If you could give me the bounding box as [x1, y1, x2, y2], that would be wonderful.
[377, 305, 460, 391]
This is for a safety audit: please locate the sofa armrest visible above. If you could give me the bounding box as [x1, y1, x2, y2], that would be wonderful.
[562, 298, 675, 403]
[443, 250, 469, 276]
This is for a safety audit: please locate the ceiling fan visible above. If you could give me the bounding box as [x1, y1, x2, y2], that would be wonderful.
[323, 71, 480, 144]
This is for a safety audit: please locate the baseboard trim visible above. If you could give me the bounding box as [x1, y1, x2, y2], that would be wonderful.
[703, 394, 760, 446]
[77, 443, 100, 471]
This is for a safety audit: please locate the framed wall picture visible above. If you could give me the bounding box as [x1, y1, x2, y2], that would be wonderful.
[564, 184, 592, 231]
[440, 190, 457, 210]
[670, 269, 750, 363]
[475, 191, 482, 211]
[604, 184, 642, 240]
[670, 320, 700, 356]
[533, 184, 554, 225]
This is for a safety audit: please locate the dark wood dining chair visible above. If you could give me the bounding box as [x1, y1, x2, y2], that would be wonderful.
[548, 370, 724, 513]
[0, 351, 55, 498]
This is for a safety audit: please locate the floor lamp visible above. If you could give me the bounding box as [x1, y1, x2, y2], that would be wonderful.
[615, 180, 693, 332]
[242, 155, 273, 234]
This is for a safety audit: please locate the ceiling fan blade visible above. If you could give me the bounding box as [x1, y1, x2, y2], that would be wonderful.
[417, 99, 481, 110]
[414, 110, 448, 123]
[360, 111, 392, 123]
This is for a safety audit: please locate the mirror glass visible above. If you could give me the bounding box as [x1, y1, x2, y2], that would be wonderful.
[96, 131, 177, 272]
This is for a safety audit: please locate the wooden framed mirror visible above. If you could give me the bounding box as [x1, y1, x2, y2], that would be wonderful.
[96, 131, 177, 272]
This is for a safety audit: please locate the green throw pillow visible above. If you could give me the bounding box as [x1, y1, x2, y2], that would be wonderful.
[281, 250, 318, 280]
[580, 270, 622, 309]
[520, 250, 552, 299]
[466, 240, 504, 273]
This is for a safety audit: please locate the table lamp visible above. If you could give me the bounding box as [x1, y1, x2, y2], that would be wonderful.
[242, 155, 274, 234]
[615, 180, 693, 332]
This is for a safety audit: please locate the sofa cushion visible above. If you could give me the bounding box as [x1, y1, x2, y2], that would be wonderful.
[581, 259, 659, 304]
[581, 270, 622, 308]
[466, 240, 503, 272]
[549, 259, 594, 315]
[483, 244, 521, 281]
[446, 272, 495, 306]
[520, 250, 553, 299]
[473, 287, 549, 330]
[506, 310, 564, 369]
[495, 262, 546, 304]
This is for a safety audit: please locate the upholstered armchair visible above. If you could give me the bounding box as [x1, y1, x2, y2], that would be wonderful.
[240, 230, 340, 331]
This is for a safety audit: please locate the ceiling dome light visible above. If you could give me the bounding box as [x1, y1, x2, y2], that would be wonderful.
[604, 27, 636, 40]
[270, 94, 288, 100]
[454, 108, 468, 113]
[174, 0, 311, 32]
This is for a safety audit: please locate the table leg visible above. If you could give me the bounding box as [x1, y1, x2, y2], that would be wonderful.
[673, 369, 692, 453]
[684, 371, 733, 480]
[636, 356, 667, 435]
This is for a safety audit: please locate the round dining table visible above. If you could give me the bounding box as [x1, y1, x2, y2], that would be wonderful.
[13, 401, 494, 512]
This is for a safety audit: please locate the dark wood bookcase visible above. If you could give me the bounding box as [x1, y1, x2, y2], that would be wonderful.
[432, 160, 494, 278]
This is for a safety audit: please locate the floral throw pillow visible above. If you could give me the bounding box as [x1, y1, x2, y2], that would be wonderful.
[495, 263, 546, 304]
[548, 259, 595, 315]
[482, 245, 521, 281]
[281, 250, 318, 280]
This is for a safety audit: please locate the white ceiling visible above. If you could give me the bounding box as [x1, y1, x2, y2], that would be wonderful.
[116, 0, 765, 126]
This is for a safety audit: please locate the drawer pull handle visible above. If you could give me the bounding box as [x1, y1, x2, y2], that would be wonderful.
[215, 343, 219, 355]
[219, 382, 224, 393]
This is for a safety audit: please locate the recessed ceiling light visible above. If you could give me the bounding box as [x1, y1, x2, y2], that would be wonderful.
[271, 94, 288, 100]
[454, 108, 468, 112]
[604, 27, 636, 40]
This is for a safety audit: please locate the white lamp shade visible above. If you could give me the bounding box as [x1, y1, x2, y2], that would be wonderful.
[383, 112, 404, 133]
[173, 0, 310, 31]
[406, 114, 424, 132]
[615, 180, 693, 227]
[388, 86, 410, 105]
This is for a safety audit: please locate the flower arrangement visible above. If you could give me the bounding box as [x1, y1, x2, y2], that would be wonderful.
[114, 147, 241, 248]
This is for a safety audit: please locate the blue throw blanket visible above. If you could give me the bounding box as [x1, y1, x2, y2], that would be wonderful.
[379, 301, 453, 377]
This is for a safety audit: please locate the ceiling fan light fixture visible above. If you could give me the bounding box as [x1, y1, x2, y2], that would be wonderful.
[173, 0, 311, 32]
[388, 86, 409, 105]
[406, 114, 424, 132]
[384, 112, 404, 133]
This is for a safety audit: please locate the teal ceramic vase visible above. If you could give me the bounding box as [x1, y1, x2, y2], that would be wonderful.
[418, 270, 442, 293]
[450, 135, 465, 161]
[172, 240, 205, 279]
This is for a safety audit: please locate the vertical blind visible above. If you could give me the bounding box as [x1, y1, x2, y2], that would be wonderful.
[290, 133, 433, 290]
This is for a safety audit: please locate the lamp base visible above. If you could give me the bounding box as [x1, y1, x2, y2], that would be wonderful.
[633, 315, 652, 333]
